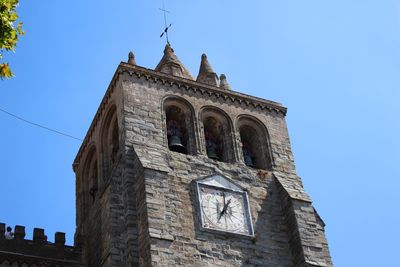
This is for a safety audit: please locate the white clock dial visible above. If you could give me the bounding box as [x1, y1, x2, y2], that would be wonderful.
[199, 186, 249, 235]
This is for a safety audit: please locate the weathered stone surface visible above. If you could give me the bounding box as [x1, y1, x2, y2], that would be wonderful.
[0, 224, 81, 267]
[68, 61, 330, 266]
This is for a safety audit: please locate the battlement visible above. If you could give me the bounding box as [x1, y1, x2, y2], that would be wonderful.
[0, 223, 81, 266]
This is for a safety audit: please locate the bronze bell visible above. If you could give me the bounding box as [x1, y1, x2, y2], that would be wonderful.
[244, 154, 255, 167]
[206, 139, 220, 160]
[207, 146, 220, 160]
[169, 134, 186, 153]
[243, 144, 255, 167]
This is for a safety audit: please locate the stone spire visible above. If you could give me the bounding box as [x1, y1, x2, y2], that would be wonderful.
[219, 74, 231, 90]
[155, 44, 194, 80]
[196, 54, 219, 86]
[128, 51, 136, 65]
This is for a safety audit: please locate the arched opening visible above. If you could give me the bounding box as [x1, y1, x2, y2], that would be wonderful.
[164, 97, 196, 155]
[238, 116, 272, 170]
[201, 108, 234, 163]
[101, 105, 120, 179]
[239, 125, 258, 168]
[204, 117, 223, 160]
[166, 106, 187, 154]
[110, 119, 119, 164]
[88, 159, 98, 203]
[82, 146, 98, 218]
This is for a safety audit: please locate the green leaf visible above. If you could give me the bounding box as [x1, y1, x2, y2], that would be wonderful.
[0, 0, 23, 80]
[0, 63, 13, 79]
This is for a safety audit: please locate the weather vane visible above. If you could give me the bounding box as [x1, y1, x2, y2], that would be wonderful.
[159, 0, 172, 45]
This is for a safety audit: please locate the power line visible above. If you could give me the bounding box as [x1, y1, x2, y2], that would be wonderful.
[0, 107, 82, 141]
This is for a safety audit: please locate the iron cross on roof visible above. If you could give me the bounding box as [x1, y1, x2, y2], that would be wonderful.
[159, 2, 172, 45]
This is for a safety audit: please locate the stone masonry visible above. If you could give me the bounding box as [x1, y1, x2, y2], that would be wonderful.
[0, 223, 81, 266]
[71, 44, 332, 266]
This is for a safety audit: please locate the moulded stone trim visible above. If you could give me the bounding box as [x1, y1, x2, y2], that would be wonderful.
[119, 63, 287, 114]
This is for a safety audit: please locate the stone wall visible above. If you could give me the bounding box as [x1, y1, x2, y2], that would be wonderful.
[0, 223, 81, 267]
[118, 63, 332, 266]
[73, 75, 130, 267]
[71, 61, 332, 266]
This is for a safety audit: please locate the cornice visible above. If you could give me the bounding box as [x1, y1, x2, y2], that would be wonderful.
[119, 62, 287, 116]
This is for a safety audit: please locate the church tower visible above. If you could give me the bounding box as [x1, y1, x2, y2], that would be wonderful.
[72, 44, 332, 267]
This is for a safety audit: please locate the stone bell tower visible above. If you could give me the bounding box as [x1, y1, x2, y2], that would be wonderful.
[72, 44, 332, 267]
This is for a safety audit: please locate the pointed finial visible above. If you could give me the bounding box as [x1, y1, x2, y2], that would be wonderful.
[154, 44, 194, 80]
[128, 51, 136, 65]
[199, 54, 213, 73]
[196, 53, 219, 86]
[164, 43, 174, 56]
[219, 74, 231, 90]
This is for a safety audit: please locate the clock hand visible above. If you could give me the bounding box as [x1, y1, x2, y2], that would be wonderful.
[218, 192, 227, 221]
[216, 201, 221, 222]
[219, 198, 231, 217]
[229, 213, 241, 221]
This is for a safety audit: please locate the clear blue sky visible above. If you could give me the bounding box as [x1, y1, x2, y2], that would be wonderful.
[1, 1, 399, 266]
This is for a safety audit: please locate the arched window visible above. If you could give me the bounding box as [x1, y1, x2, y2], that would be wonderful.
[82, 146, 98, 218]
[164, 97, 196, 155]
[201, 107, 235, 163]
[88, 159, 98, 202]
[110, 119, 119, 164]
[101, 105, 119, 179]
[237, 116, 272, 170]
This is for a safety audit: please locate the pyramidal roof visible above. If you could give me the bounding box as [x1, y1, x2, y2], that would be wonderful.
[155, 43, 194, 80]
[196, 54, 219, 86]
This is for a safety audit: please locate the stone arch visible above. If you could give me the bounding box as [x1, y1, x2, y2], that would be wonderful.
[82, 144, 98, 218]
[237, 115, 273, 170]
[200, 106, 235, 163]
[100, 104, 120, 179]
[162, 96, 196, 155]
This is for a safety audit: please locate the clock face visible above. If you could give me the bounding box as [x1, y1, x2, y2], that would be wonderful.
[198, 184, 252, 236]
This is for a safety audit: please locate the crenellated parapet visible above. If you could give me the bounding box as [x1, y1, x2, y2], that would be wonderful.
[0, 223, 82, 267]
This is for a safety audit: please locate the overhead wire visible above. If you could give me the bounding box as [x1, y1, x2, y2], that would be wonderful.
[0, 107, 82, 141]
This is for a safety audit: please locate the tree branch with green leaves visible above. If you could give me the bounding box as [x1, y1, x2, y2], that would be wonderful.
[0, 0, 24, 79]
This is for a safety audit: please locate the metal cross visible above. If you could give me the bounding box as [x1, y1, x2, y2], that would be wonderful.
[159, 1, 172, 44]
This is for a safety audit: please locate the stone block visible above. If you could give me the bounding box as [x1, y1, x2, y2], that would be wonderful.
[14, 225, 25, 240]
[33, 228, 45, 243]
[55, 232, 65, 245]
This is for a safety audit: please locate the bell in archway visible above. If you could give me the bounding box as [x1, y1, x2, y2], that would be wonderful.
[243, 144, 255, 167]
[168, 134, 186, 153]
[206, 145, 220, 160]
[244, 154, 255, 167]
[205, 132, 220, 160]
[167, 119, 186, 153]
